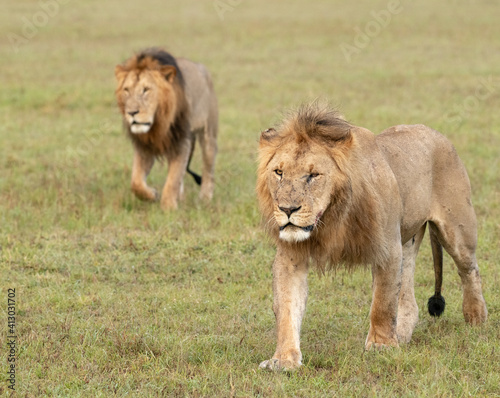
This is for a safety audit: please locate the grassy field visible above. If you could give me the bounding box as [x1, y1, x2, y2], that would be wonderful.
[1, 0, 500, 396]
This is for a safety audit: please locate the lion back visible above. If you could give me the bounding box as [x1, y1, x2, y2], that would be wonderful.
[376, 124, 474, 241]
[176, 58, 218, 137]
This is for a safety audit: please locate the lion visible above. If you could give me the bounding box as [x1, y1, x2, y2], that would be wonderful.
[115, 48, 218, 209]
[256, 103, 488, 371]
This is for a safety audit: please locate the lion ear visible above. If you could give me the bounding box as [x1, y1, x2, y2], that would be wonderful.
[160, 65, 177, 83]
[115, 65, 128, 84]
[317, 126, 352, 145]
[329, 127, 351, 142]
[260, 128, 278, 143]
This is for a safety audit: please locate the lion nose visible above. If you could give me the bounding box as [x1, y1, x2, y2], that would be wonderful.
[279, 206, 301, 217]
[127, 110, 139, 117]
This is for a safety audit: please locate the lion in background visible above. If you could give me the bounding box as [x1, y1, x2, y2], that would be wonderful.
[256, 103, 487, 371]
[115, 48, 218, 209]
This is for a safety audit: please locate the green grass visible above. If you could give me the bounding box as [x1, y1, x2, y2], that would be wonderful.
[1, 0, 500, 396]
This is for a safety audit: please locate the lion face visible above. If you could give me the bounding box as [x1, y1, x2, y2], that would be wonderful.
[115, 65, 177, 134]
[265, 140, 338, 243]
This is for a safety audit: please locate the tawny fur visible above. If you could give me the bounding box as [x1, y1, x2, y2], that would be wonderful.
[257, 103, 487, 371]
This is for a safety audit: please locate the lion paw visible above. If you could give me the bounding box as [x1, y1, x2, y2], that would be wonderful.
[463, 295, 488, 325]
[259, 359, 300, 372]
[365, 342, 389, 351]
[132, 185, 158, 202]
[145, 188, 159, 202]
[464, 308, 488, 325]
[199, 185, 214, 202]
[365, 339, 399, 351]
[160, 198, 178, 211]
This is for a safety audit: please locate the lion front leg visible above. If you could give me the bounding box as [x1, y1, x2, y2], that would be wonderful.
[131, 150, 158, 202]
[161, 141, 191, 210]
[365, 246, 403, 350]
[260, 247, 308, 371]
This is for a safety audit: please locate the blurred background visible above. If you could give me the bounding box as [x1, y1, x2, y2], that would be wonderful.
[1, 0, 499, 396]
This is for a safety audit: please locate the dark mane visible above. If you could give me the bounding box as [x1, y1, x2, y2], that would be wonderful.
[116, 48, 190, 159]
[135, 47, 185, 87]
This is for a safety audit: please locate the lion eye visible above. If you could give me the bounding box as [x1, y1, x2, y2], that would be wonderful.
[274, 169, 283, 178]
[143, 87, 150, 94]
[123, 87, 130, 93]
[307, 173, 319, 183]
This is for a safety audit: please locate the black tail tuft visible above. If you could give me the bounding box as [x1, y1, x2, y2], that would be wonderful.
[187, 169, 202, 186]
[427, 294, 446, 317]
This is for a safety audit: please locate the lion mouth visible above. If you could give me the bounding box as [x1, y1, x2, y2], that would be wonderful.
[131, 121, 151, 127]
[130, 121, 152, 134]
[279, 223, 314, 232]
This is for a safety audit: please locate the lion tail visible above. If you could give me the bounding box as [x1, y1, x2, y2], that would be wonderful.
[427, 223, 446, 317]
[187, 168, 202, 186]
[186, 140, 202, 186]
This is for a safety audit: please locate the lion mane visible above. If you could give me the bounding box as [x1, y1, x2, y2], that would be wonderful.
[115, 48, 189, 159]
[256, 104, 390, 271]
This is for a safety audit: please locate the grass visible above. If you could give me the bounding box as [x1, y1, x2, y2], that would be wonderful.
[1, 0, 500, 396]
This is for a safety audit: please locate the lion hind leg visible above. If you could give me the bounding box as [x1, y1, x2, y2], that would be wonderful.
[397, 224, 426, 343]
[429, 215, 487, 325]
[198, 124, 217, 201]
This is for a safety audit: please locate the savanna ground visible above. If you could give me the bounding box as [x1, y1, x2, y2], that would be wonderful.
[1, 0, 500, 396]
